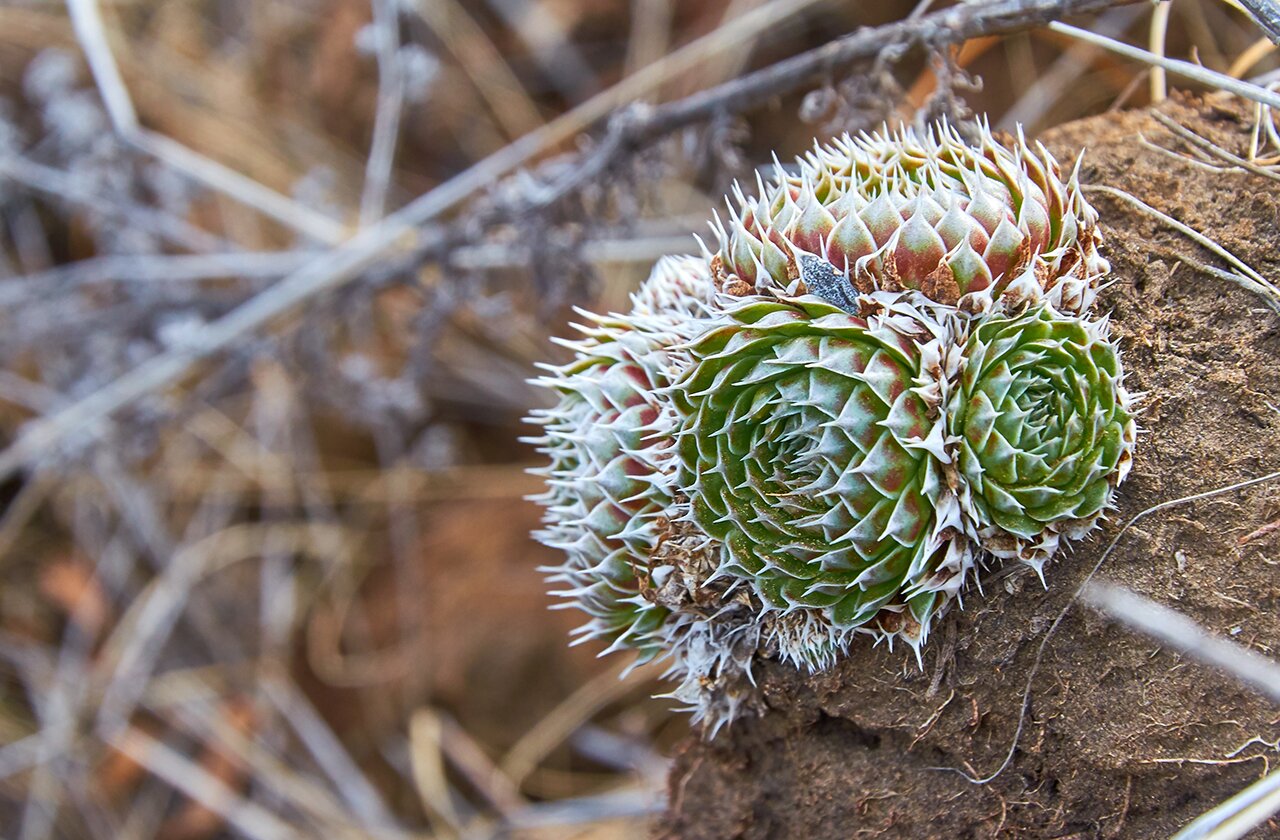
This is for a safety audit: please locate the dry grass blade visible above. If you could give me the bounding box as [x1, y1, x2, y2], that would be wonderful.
[359, 0, 407, 227]
[474, 789, 661, 837]
[1173, 255, 1280, 311]
[0, 473, 52, 567]
[1080, 581, 1280, 703]
[499, 660, 657, 790]
[432, 712, 526, 818]
[1138, 132, 1234, 170]
[107, 727, 300, 840]
[155, 694, 404, 839]
[1049, 21, 1280, 108]
[1000, 5, 1146, 130]
[66, 0, 348, 243]
[1085, 184, 1280, 312]
[1173, 768, 1280, 840]
[259, 675, 404, 833]
[1228, 35, 1279, 78]
[407, 0, 543, 141]
[408, 708, 464, 839]
[94, 522, 354, 731]
[1151, 110, 1280, 181]
[1149, 0, 1172, 102]
[625, 0, 674, 77]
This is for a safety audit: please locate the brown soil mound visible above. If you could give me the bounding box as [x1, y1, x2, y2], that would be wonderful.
[660, 94, 1280, 839]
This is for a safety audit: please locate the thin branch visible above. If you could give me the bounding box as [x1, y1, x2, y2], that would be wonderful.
[0, 252, 315, 302]
[65, 0, 138, 133]
[0, 156, 231, 253]
[131, 132, 349, 245]
[359, 0, 407, 227]
[0, 0, 1138, 483]
[452, 234, 700, 270]
[0, 232, 692, 304]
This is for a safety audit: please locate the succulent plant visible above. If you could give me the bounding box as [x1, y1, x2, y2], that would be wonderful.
[526, 257, 715, 660]
[527, 122, 1136, 735]
[629, 253, 720, 318]
[710, 122, 1106, 316]
[669, 293, 970, 655]
[947, 305, 1136, 573]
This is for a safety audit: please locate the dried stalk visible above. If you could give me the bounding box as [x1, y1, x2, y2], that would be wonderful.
[66, 0, 349, 244]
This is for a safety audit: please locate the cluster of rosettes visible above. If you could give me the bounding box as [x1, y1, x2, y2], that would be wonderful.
[527, 122, 1136, 733]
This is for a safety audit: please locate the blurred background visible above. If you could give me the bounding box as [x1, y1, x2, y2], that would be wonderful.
[0, 1, 1275, 838]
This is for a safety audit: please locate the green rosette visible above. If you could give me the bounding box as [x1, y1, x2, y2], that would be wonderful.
[948, 305, 1135, 568]
[671, 295, 959, 645]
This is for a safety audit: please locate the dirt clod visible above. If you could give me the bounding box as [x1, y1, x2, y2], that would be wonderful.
[661, 95, 1280, 839]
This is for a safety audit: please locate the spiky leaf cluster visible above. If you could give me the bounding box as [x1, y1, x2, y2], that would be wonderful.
[528, 122, 1136, 733]
[527, 257, 716, 660]
[670, 295, 959, 649]
[711, 121, 1106, 315]
[948, 305, 1136, 571]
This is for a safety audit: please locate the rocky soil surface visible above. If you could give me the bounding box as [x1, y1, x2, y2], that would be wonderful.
[660, 94, 1280, 839]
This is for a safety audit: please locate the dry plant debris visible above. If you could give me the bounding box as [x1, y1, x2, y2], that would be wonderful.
[0, 1, 1276, 838]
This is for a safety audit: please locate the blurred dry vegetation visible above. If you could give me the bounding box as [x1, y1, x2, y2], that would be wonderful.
[0, 0, 1276, 838]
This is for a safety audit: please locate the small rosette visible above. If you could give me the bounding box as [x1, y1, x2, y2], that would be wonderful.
[712, 122, 1106, 315]
[947, 305, 1136, 570]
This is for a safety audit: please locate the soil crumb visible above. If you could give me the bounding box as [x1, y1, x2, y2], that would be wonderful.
[660, 94, 1280, 839]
